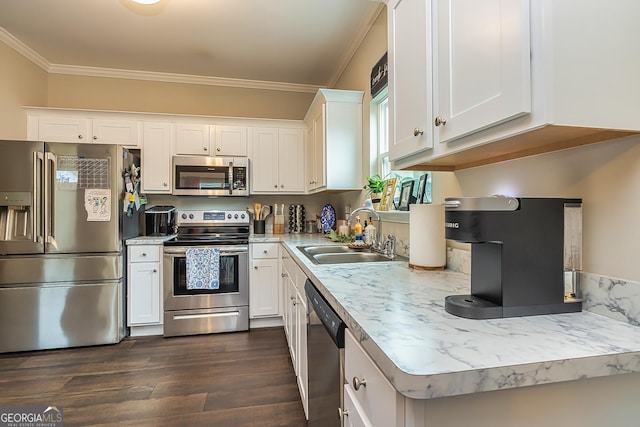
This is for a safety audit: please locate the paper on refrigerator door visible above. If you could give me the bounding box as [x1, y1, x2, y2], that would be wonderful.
[84, 188, 111, 221]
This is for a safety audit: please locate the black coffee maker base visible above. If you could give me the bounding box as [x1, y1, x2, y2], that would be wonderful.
[445, 294, 583, 319]
[445, 294, 503, 319]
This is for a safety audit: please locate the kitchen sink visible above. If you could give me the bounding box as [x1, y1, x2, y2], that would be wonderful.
[297, 245, 403, 265]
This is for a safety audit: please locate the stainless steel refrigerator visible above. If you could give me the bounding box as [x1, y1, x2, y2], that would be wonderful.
[0, 140, 139, 353]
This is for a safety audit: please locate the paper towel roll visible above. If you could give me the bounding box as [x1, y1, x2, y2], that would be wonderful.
[409, 204, 446, 270]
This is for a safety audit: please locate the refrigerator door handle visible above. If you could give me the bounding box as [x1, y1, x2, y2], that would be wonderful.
[45, 152, 58, 249]
[33, 151, 44, 244]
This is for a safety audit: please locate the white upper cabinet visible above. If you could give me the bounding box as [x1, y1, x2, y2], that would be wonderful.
[142, 122, 174, 194]
[29, 114, 141, 147]
[435, 0, 531, 144]
[175, 123, 210, 155]
[388, 0, 434, 161]
[249, 127, 305, 194]
[386, 0, 640, 170]
[214, 125, 248, 157]
[176, 124, 248, 157]
[303, 89, 363, 193]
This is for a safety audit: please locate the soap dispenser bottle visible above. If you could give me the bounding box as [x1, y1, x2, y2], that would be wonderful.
[364, 217, 376, 245]
[354, 216, 363, 241]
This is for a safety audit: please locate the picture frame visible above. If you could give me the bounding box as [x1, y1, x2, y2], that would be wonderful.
[398, 180, 414, 211]
[416, 174, 428, 204]
[379, 177, 397, 211]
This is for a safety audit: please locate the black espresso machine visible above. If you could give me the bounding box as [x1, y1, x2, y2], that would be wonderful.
[443, 197, 583, 319]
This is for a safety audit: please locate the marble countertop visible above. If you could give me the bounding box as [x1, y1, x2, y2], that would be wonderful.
[126, 235, 175, 245]
[251, 233, 640, 400]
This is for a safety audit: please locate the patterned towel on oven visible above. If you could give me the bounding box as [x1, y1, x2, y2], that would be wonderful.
[185, 247, 220, 290]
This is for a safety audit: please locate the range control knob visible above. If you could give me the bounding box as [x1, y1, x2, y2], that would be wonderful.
[241, 214, 246, 219]
[234, 214, 239, 219]
[227, 214, 232, 219]
[189, 214, 194, 220]
[181, 213, 187, 219]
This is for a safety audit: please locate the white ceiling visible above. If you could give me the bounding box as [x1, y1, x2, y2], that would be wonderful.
[0, 0, 383, 92]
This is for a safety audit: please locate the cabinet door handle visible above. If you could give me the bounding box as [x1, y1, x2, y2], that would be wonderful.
[413, 128, 424, 136]
[353, 376, 367, 390]
[93, 135, 98, 140]
[435, 116, 447, 127]
[152, 269, 157, 273]
[78, 134, 83, 140]
[216, 147, 221, 152]
[203, 147, 208, 151]
[263, 250, 268, 254]
[338, 408, 349, 418]
[280, 184, 284, 188]
[141, 253, 147, 256]
[254, 266, 258, 269]
[281, 273, 288, 278]
[274, 185, 278, 188]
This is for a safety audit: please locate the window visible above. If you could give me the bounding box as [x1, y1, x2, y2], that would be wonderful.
[371, 88, 431, 210]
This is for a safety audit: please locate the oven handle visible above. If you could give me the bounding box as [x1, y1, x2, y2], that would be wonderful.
[163, 246, 248, 256]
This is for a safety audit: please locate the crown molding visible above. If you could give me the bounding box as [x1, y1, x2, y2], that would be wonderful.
[326, 2, 385, 88]
[0, 27, 49, 71]
[47, 64, 323, 93]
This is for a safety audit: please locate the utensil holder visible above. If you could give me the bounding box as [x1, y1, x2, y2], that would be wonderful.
[254, 220, 265, 234]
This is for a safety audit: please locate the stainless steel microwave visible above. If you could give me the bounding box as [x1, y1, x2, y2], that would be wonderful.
[172, 156, 249, 196]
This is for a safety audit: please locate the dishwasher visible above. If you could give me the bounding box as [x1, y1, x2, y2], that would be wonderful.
[305, 279, 346, 427]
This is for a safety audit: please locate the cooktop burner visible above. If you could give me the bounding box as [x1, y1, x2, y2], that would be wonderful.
[163, 210, 250, 246]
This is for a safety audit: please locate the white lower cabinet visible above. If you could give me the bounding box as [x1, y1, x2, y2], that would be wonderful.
[127, 244, 163, 336]
[281, 248, 309, 419]
[344, 329, 404, 427]
[249, 243, 281, 319]
[343, 385, 373, 427]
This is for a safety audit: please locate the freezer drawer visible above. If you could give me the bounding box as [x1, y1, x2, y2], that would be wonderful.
[0, 253, 121, 285]
[0, 281, 123, 353]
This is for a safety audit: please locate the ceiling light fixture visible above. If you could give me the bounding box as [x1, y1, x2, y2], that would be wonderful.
[130, 0, 160, 4]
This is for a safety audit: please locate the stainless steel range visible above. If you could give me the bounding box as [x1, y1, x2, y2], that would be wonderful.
[163, 209, 249, 337]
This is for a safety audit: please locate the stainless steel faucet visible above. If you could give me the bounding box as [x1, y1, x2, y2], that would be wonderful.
[383, 234, 396, 259]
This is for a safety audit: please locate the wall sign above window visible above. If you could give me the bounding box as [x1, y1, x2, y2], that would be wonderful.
[370, 52, 388, 98]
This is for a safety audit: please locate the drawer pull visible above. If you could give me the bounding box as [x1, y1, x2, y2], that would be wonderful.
[141, 253, 147, 256]
[353, 376, 367, 391]
[263, 250, 268, 254]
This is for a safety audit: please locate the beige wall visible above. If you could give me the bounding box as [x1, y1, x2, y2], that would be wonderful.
[0, 43, 48, 139]
[47, 74, 315, 119]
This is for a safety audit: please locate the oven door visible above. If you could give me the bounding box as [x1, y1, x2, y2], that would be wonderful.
[163, 245, 249, 311]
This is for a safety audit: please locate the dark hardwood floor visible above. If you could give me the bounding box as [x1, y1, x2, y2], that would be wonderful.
[0, 327, 307, 426]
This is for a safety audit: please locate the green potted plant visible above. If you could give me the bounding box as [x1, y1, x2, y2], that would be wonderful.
[363, 174, 385, 209]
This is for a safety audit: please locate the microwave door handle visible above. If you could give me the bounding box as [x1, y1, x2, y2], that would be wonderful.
[33, 151, 44, 244]
[45, 152, 58, 249]
[228, 161, 233, 195]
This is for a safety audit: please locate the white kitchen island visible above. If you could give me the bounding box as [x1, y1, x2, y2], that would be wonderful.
[254, 234, 640, 427]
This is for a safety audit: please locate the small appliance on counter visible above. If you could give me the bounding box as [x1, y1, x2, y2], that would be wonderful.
[443, 197, 583, 319]
[145, 205, 176, 236]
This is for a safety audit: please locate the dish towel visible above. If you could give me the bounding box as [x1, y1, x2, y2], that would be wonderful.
[185, 248, 220, 290]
